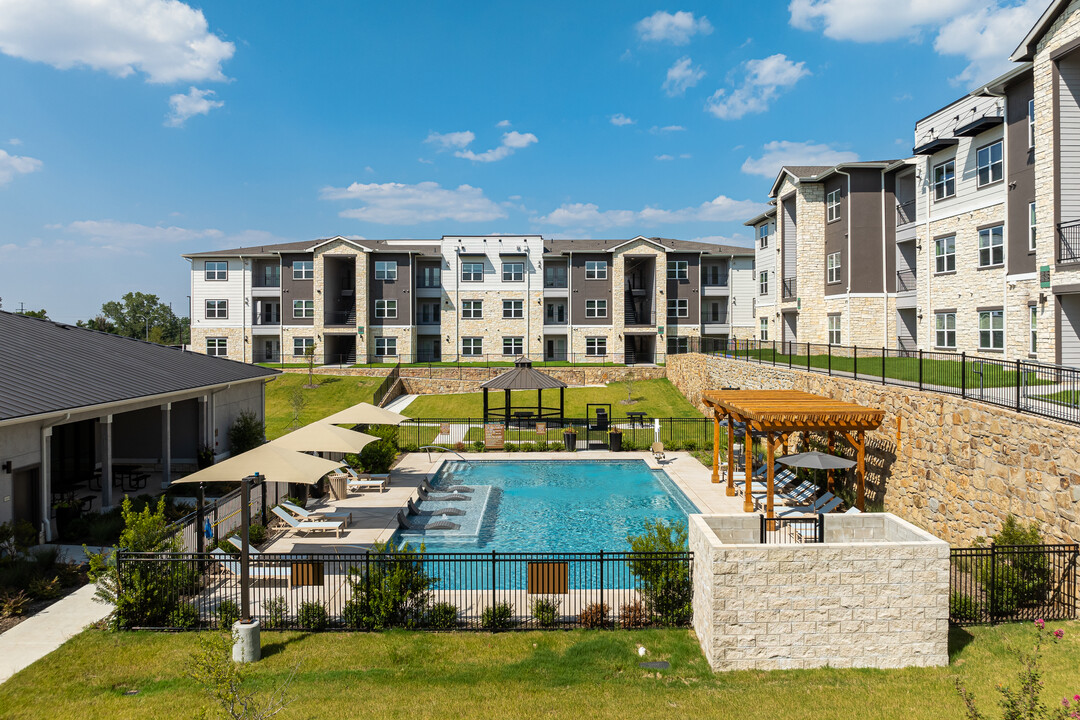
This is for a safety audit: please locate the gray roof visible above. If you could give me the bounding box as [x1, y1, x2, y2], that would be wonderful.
[543, 237, 753, 256]
[480, 359, 568, 391]
[0, 311, 279, 423]
[182, 240, 315, 258]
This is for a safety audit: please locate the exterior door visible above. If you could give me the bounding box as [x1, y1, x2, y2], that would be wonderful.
[1059, 294, 1080, 366]
[12, 467, 41, 534]
[783, 312, 798, 355]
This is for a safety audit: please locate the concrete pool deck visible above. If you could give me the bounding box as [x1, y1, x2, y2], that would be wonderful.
[263, 451, 745, 554]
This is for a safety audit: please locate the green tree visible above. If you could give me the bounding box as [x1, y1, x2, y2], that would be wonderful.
[90, 291, 185, 344]
[626, 520, 693, 626]
[228, 411, 265, 454]
[18, 308, 48, 319]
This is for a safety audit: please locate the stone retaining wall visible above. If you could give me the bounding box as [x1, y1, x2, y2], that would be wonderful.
[280, 365, 666, 387]
[666, 353, 1079, 544]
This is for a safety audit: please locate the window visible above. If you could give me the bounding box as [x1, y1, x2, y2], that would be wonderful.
[502, 262, 524, 282]
[292, 337, 314, 357]
[502, 299, 523, 319]
[461, 262, 484, 281]
[979, 310, 1004, 350]
[502, 337, 523, 356]
[667, 260, 688, 280]
[544, 264, 568, 288]
[978, 226, 1004, 267]
[461, 300, 482, 319]
[977, 141, 1004, 187]
[374, 299, 397, 319]
[375, 337, 397, 357]
[418, 265, 441, 288]
[935, 236, 956, 273]
[1029, 201, 1037, 251]
[461, 337, 483, 356]
[545, 302, 566, 323]
[1030, 306, 1038, 354]
[585, 260, 607, 279]
[204, 261, 227, 281]
[935, 312, 956, 349]
[205, 299, 227, 319]
[933, 160, 955, 201]
[292, 299, 314, 319]
[374, 261, 397, 280]
[826, 188, 841, 222]
[826, 252, 841, 284]
[206, 337, 227, 356]
[828, 315, 842, 345]
[759, 317, 769, 341]
[667, 298, 688, 318]
[759, 269, 769, 296]
[1029, 98, 1036, 149]
[293, 260, 313, 280]
[758, 224, 769, 248]
[667, 336, 689, 354]
[585, 337, 607, 356]
[417, 302, 440, 324]
[585, 299, 607, 318]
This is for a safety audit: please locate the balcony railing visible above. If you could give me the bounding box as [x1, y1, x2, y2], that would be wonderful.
[896, 268, 917, 292]
[702, 312, 729, 324]
[252, 277, 280, 288]
[896, 199, 916, 227]
[624, 310, 657, 326]
[544, 273, 569, 289]
[782, 277, 797, 300]
[544, 316, 568, 325]
[1058, 220, 1080, 265]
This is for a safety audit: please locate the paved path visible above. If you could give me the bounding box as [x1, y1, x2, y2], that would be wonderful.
[384, 393, 418, 413]
[0, 583, 110, 684]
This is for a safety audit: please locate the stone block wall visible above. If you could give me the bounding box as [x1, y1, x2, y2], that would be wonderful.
[689, 514, 950, 672]
[666, 352, 1080, 544]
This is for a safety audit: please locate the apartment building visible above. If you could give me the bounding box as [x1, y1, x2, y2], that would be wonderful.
[184, 235, 755, 366]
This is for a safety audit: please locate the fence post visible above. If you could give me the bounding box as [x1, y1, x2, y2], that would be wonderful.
[599, 550, 605, 628]
[260, 481, 267, 526]
[1015, 359, 1022, 412]
[828, 344, 832, 376]
[918, 349, 923, 392]
[772, 340, 776, 366]
[882, 347, 887, 386]
[807, 342, 811, 371]
[989, 542, 996, 623]
[854, 345, 858, 381]
[491, 550, 497, 630]
[817, 513, 825, 543]
[196, 482, 205, 554]
[961, 352, 967, 399]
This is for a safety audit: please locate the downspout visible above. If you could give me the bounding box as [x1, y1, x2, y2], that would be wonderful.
[526, 242, 532, 358]
[40, 412, 71, 542]
[925, 161, 933, 349]
[881, 169, 889, 346]
[239, 254, 248, 364]
[567, 251, 574, 360]
[835, 168, 853, 345]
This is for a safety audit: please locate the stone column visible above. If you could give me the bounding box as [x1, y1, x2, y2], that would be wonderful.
[41, 427, 53, 542]
[161, 403, 172, 488]
[100, 415, 113, 509]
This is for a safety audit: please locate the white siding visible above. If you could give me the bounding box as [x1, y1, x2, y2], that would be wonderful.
[754, 221, 775, 308]
[1059, 56, 1080, 222]
[191, 258, 248, 329]
[782, 200, 797, 279]
[916, 125, 1006, 223]
[729, 256, 756, 327]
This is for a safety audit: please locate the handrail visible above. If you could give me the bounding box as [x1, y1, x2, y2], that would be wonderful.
[419, 445, 474, 465]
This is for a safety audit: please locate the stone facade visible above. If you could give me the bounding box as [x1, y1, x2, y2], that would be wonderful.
[666, 352, 1080, 544]
[279, 365, 666, 387]
[690, 513, 949, 672]
[190, 325, 248, 364]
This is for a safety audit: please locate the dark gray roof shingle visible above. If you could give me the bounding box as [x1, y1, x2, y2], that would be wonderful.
[0, 311, 279, 422]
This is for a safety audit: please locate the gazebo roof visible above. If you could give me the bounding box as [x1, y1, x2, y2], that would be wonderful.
[702, 390, 884, 432]
[480, 358, 568, 391]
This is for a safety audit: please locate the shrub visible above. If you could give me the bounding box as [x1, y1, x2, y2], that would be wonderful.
[504, 443, 519, 453]
[683, 440, 699, 451]
[535, 441, 550, 452]
[28, 575, 61, 600]
[626, 520, 692, 626]
[228, 411, 265, 454]
[667, 440, 683, 451]
[246, 524, 267, 546]
[360, 425, 399, 473]
[265, 596, 289, 629]
[426, 602, 459, 630]
[344, 538, 437, 629]
[530, 597, 561, 628]
[283, 495, 306, 509]
[472, 440, 485, 453]
[169, 602, 200, 630]
[981, 516, 1050, 617]
[549, 442, 564, 451]
[297, 601, 328, 630]
[621, 438, 638, 451]
[454, 441, 466, 452]
[0, 520, 38, 558]
[619, 601, 651, 629]
[481, 602, 515, 630]
[579, 602, 608, 629]
[950, 592, 981, 622]
[0, 590, 30, 618]
[217, 600, 240, 629]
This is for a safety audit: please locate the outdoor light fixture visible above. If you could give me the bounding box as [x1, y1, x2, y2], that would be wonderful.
[1, 461, 10, 474]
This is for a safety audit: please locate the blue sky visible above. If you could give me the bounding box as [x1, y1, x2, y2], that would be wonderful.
[0, 0, 1047, 322]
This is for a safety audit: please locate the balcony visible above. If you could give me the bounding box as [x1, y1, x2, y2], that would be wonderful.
[324, 310, 356, 327]
[624, 310, 656, 328]
[1058, 220, 1080, 265]
[782, 277, 797, 301]
[896, 199, 916, 227]
[896, 268, 917, 293]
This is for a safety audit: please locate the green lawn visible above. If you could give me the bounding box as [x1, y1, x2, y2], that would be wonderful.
[263, 374, 383, 440]
[403, 378, 704, 419]
[1, 623, 1076, 719]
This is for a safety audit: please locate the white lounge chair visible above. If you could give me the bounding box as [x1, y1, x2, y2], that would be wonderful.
[226, 536, 261, 555]
[281, 500, 352, 525]
[211, 548, 291, 586]
[271, 506, 343, 537]
[776, 494, 843, 517]
[341, 468, 386, 493]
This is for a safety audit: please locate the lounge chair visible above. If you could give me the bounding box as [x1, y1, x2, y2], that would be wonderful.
[210, 548, 291, 585]
[396, 510, 459, 531]
[421, 477, 473, 494]
[776, 495, 844, 517]
[270, 506, 343, 537]
[417, 487, 468, 502]
[651, 442, 665, 461]
[844, 506, 862, 514]
[226, 536, 261, 555]
[281, 500, 352, 525]
[408, 498, 465, 517]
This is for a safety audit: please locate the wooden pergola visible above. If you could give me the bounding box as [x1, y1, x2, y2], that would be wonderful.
[701, 390, 885, 517]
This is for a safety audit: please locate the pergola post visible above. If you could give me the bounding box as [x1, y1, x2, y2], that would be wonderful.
[726, 416, 735, 496]
[537, 389, 542, 419]
[504, 389, 510, 427]
[856, 430, 866, 512]
[711, 413, 720, 483]
[483, 388, 489, 422]
[766, 432, 776, 519]
[559, 386, 565, 419]
[827, 431, 835, 494]
[742, 424, 753, 513]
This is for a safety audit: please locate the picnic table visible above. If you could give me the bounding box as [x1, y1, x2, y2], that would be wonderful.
[512, 411, 535, 428]
[627, 411, 647, 427]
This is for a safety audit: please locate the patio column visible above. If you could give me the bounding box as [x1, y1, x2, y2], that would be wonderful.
[856, 430, 866, 512]
[483, 388, 489, 422]
[711, 413, 720, 483]
[726, 416, 735, 496]
[742, 424, 753, 513]
[765, 432, 776, 519]
[41, 427, 53, 542]
[827, 431, 835, 494]
[504, 389, 511, 427]
[161, 402, 172, 488]
[100, 415, 113, 509]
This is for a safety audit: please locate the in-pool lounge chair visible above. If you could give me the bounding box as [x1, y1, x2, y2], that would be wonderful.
[271, 506, 343, 537]
[396, 510, 459, 531]
[211, 548, 291, 585]
[407, 498, 465, 517]
[421, 478, 473, 494]
[417, 487, 469, 502]
[281, 500, 353, 525]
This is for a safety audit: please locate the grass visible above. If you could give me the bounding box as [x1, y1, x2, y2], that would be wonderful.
[1, 623, 1076, 719]
[350, 360, 629, 368]
[403, 378, 704, 419]
[263, 374, 383, 440]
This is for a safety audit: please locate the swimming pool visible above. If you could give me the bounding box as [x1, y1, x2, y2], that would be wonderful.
[393, 460, 699, 552]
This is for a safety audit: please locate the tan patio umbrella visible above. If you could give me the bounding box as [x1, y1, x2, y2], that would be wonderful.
[321, 401, 408, 426]
[270, 421, 378, 454]
[173, 444, 345, 628]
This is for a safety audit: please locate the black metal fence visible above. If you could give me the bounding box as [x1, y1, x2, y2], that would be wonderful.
[682, 338, 1080, 425]
[760, 514, 824, 544]
[114, 550, 693, 631]
[395, 417, 717, 452]
[372, 361, 401, 406]
[949, 544, 1078, 624]
[337, 352, 666, 367]
[164, 481, 288, 553]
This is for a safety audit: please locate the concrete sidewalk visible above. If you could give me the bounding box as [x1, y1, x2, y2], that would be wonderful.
[0, 583, 110, 684]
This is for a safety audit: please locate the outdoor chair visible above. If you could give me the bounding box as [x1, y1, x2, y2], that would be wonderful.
[226, 536, 261, 555]
[396, 509, 459, 531]
[342, 468, 387, 493]
[281, 500, 353, 526]
[651, 442, 666, 461]
[270, 506, 344, 537]
[421, 477, 473, 493]
[210, 548, 291, 586]
[844, 506, 862, 514]
[408, 498, 465, 517]
[776, 494, 843, 517]
[417, 487, 469, 502]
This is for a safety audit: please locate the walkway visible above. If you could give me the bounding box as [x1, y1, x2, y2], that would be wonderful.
[383, 393, 417, 413]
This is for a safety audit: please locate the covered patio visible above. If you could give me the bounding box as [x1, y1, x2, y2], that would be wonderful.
[702, 390, 885, 516]
[480, 357, 567, 425]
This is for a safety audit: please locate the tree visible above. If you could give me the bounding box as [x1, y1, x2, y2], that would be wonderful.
[18, 308, 48, 319]
[304, 342, 319, 388]
[88, 291, 185, 344]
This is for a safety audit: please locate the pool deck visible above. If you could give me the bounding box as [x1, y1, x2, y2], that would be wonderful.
[263, 451, 745, 554]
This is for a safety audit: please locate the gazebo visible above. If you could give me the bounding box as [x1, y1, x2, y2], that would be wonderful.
[481, 357, 567, 424]
[701, 390, 885, 516]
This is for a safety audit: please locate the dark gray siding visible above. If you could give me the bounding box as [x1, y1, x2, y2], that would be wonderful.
[1007, 73, 1037, 273]
[884, 170, 897, 293]
[281, 253, 314, 326]
[850, 168, 885, 294]
[570, 253, 612, 325]
[666, 252, 700, 325]
[824, 176, 846, 297]
[368, 253, 413, 326]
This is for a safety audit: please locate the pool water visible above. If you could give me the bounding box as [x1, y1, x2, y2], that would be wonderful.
[393, 460, 699, 552]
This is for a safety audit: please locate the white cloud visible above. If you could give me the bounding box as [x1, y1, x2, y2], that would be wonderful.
[934, 1, 1044, 85]
[0, 148, 42, 185]
[320, 181, 507, 224]
[58, 219, 223, 253]
[534, 194, 767, 229]
[7, 138, 21, 146]
[679, 153, 692, 159]
[740, 140, 859, 177]
[165, 86, 223, 127]
[656, 154, 674, 161]
[417, 157, 434, 164]
[650, 125, 686, 133]
[705, 54, 809, 120]
[455, 131, 538, 163]
[0, 0, 235, 84]
[496, 119, 512, 127]
[636, 11, 713, 45]
[425, 130, 475, 150]
[610, 113, 636, 126]
[663, 56, 705, 97]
